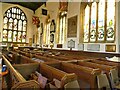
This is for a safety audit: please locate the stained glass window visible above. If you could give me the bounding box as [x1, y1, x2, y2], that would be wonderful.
[8, 31, 12, 42]
[59, 1, 67, 44]
[83, 0, 115, 43]
[13, 31, 17, 42]
[3, 17, 8, 29]
[59, 11, 67, 44]
[18, 20, 22, 31]
[90, 2, 97, 42]
[8, 18, 13, 29]
[106, 0, 115, 41]
[22, 32, 26, 42]
[46, 22, 50, 44]
[98, 0, 105, 41]
[17, 32, 22, 42]
[84, 5, 90, 42]
[23, 20, 27, 31]
[3, 30, 7, 41]
[2, 6, 27, 43]
[14, 19, 17, 30]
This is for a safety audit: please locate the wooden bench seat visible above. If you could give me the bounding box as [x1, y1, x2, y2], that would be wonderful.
[76, 61, 116, 74]
[34, 54, 60, 63]
[3, 55, 78, 89]
[88, 59, 120, 77]
[40, 63, 80, 89]
[4, 52, 36, 64]
[35, 51, 90, 61]
[47, 62, 101, 89]
[2, 55, 40, 89]
[74, 58, 119, 76]
[13, 62, 79, 89]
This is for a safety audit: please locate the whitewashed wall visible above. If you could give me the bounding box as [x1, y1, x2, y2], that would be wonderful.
[66, 2, 81, 50]
[117, 2, 120, 52]
[0, 2, 2, 42]
[35, 1, 120, 53]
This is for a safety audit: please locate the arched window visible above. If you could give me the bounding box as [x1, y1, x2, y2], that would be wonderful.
[58, 1, 68, 44]
[59, 11, 67, 44]
[46, 21, 50, 45]
[3, 7, 27, 43]
[44, 15, 51, 45]
[83, 0, 115, 43]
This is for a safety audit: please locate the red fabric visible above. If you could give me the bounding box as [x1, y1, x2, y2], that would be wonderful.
[32, 16, 40, 25]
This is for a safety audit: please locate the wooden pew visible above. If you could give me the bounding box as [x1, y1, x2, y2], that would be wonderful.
[7, 50, 59, 64]
[84, 58, 120, 77]
[13, 62, 79, 89]
[72, 60, 117, 89]
[42, 48, 120, 58]
[4, 52, 36, 64]
[2, 55, 40, 89]
[40, 63, 80, 89]
[34, 54, 60, 63]
[35, 51, 90, 61]
[47, 62, 101, 89]
[76, 61, 116, 75]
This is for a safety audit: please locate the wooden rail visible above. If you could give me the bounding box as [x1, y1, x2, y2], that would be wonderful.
[2, 55, 26, 82]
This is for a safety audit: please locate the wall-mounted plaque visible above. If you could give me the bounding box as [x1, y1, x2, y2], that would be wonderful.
[87, 44, 100, 51]
[106, 45, 116, 52]
[78, 44, 84, 51]
[67, 15, 77, 37]
[57, 44, 62, 48]
[68, 39, 75, 48]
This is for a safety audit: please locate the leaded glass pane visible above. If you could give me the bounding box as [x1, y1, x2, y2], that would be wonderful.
[3, 17, 8, 29]
[13, 14, 15, 18]
[14, 8, 16, 13]
[7, 10, 10, 13]
[98, 0, 105, 41]
[22, 16, 25, 20]
[18, 20, 22, 31]
[12, 8, 14, 13]
[13, 31, 17, 42]
[17, 15, 18, 19]
[8, 18, 13, 29]
[84, 5, 90, 42]
[7, 13, 9, 17]
[106, 0, 115, 41]
[18, 15, 20, 19]
[19, 9, 21, 14]
[17, 9, 19, 14]
[62, 16, 66, 44]
[46, 23, 50, 44]
[8, 31, 12, 42]
[59, 17, 63, 44]
[22, 32, 26, 42]
[90, 2, 97, 42]
[17, 32, 22, 42]
[12, 14, 13, 18]
[14, 19, 17, 30]
[23, 20, 27, 31]
[22, 13, 24, 15]
[8, 13, 11, 18]
[3, 30, 7, 41]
